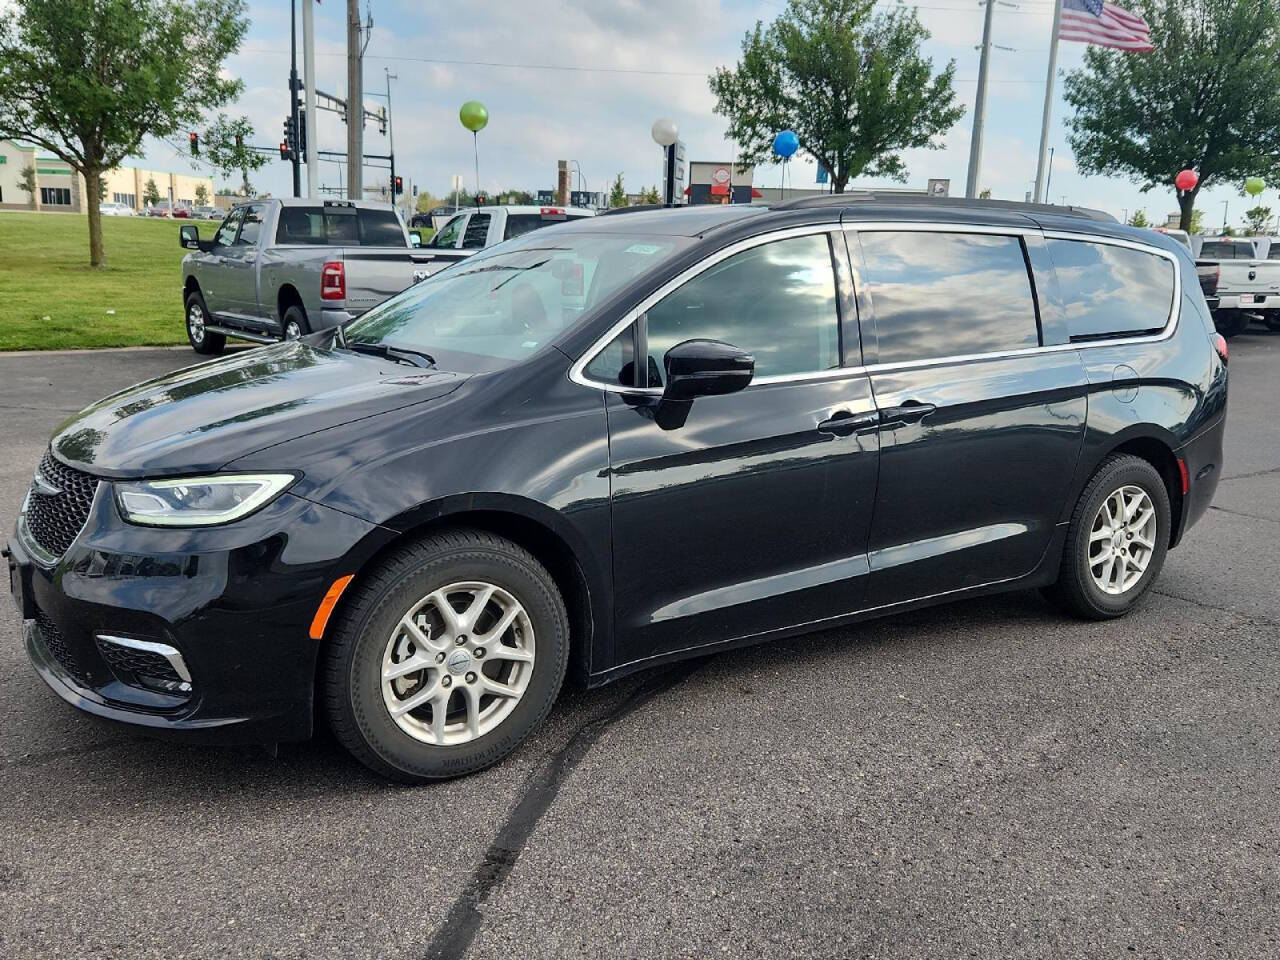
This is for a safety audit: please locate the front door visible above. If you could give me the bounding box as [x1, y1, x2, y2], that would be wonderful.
[852, 227, 1088, 607]
[221, 202, 266, 320]
[598, 230, 881, 666]
[199, 206, 244, 316]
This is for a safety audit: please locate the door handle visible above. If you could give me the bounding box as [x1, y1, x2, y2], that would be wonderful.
[880, 400, 936, 426]
[817, 410, 879, 437]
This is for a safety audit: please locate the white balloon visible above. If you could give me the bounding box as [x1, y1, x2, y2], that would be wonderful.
[651, 117, 678, 147]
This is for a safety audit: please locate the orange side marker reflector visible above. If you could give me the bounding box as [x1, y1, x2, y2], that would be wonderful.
[310, 574, 354, 640]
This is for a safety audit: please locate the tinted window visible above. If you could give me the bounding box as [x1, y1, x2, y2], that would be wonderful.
[431, 215, 464, 248]
[860, 232, 1038, 363]
[644, 233, 840, 384]
[358, 208, 405, 246]
[1199, 240, 1253, 259]
[236, 204, 265, 246]
[1268, 242, 1280, 261]
[1047, 238, 1174, 340]
[463, 214, 491, 249]
[504, 214, 547, 240]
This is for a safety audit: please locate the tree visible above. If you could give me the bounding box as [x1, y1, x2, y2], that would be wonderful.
[609, 173, 627, 208]
[0, 0, 250, 267]
[416, 190, 439, 213]
[1189, 208, 1204, 234]
[1128, 209, 1150, 227]
[709, 0, 963, 193]
[642, 185, 661, 205]
[978, 188, 992, 199]
[194, 183, 209, 206]
[203, 113, 266, 198]
[143, 177, 161, 208]
[1064, 0, 1280, 233]
[18, 163, 35, 207]
[1244, 205, 1272, 234]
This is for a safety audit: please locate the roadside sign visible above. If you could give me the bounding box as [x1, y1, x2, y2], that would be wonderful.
[816, 165, 828, 185]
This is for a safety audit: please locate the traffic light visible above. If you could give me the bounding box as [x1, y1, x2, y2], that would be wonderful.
[234, 133, 243, 149]
[188, 132, 199, 157]
[298, 109, 307, 155]
[279, 141, 290, 161]
[281, 115, 297, 161]
[393, 175, 403, 196]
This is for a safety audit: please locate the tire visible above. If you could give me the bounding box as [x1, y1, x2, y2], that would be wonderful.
[1213, 310, 1250, 338]
[185, 290, 225, 355]
[1043, 453, 1171, 620]
[282, 304, 309, 341]
[323, 528, 569, 782]
[1264, 313, 1280, 332]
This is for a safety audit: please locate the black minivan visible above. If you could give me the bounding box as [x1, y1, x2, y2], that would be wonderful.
[7, 198, 1228, 782]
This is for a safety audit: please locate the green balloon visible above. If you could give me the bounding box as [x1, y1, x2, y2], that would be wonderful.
[460, 101, 489, 133]
[1245, 176, 1265, 196]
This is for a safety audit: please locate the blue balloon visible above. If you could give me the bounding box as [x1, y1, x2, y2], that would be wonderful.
[773, 130, 799, 159]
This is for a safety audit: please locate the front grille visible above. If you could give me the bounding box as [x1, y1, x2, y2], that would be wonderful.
[96, 638, 184, 685]
[36, 608, 91, 687]
[24, 449, 99, 558]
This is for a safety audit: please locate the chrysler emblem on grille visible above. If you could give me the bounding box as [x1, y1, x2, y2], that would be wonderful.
[32, 467, 61, 497]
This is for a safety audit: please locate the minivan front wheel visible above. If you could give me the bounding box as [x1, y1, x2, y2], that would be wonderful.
[1045, 454, 1171, 620]
[323, 529, 569, 782]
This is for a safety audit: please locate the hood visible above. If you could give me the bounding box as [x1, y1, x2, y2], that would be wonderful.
[50, 341, 464, 477]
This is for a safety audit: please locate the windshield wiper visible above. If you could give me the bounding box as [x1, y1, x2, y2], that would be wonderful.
[343, 340, 436, 368]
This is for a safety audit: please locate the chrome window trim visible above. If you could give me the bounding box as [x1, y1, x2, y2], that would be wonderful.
[567, 220, 1183, 396]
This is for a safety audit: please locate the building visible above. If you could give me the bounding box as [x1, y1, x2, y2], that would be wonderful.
[685, 160, 939, 205]
[0, 140, 213, 213]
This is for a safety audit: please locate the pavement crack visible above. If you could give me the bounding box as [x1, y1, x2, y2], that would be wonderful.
[421, 660, 703, 960]
[0, 736, 141, 771]
[1151, 589, 1278, 627]
[1221, 465, 1280, 481]
[1208, 504, 1280, 524]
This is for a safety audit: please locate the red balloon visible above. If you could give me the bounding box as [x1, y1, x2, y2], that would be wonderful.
[1175, 169, 1199, 191]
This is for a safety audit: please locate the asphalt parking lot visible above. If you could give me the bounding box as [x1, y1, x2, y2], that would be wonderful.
[1, 335, 1278, 959]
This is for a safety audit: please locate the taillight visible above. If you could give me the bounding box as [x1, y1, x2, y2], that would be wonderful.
[1212, 332, 1229, 364]
[321, 261, 345, 301]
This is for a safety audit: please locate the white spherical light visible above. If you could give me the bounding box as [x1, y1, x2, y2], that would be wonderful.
[651, 117, 678, 147]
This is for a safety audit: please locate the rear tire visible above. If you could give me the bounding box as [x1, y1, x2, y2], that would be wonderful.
[282, 304, 309, 341]
[1043, 454, 1171, 620]
[1264, 313, 1280, 332]
[1213, 311, 1250, 338]
[185, 290, 225, 355]
[323, 528, 569, 783]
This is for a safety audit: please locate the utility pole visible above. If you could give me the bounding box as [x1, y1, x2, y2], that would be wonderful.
[288, 0, 302, 197]
[965, 0, 996, 199]
[1033, 0, 1064, 203]
[345, 0, 362, 200]
[302, 0, 317, 197]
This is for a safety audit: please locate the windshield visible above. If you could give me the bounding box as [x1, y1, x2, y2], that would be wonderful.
[342, 231, 688, 372]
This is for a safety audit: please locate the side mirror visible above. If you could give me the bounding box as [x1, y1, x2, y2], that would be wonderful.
[662, 338, 754, 402]
[179, 224, 200, 249]
[409, 229, 423, 248]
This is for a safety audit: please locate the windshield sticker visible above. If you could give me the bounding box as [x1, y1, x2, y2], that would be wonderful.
[625, 243, 664, 255]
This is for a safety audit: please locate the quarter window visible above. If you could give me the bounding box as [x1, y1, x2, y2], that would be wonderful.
[860, 232, 1038, 363]
[463, 214, 491, 249]
[644, 233, 841, 384]
[1046, 238, 1175, 340]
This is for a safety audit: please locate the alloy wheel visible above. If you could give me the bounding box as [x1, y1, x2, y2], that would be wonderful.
[187, 302, 206, 344]
[380, 581, 535, 746]
[1088, 484, 1157, 596]
[284, 320, 302, 340]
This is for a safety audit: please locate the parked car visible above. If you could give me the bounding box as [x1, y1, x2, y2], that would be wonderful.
[8, 197, 1227, 782]
[1193, 235, 1280, 336]
[146, 201, 189, 218]
[191, 205, 223, 220]
[178, 198, 427, 353]
[413, 205, 595, 274]
[99, 201, 135, 217]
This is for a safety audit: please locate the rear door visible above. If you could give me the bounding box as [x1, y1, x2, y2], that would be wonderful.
[852, 226, 1088, 607]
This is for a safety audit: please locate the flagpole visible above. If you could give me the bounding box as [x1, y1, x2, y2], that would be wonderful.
[1033, 0, 1065, 203]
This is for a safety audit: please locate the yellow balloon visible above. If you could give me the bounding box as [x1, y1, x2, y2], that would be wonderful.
[459, 101, 489, 133]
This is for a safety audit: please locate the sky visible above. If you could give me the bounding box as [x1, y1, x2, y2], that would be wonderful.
[127, 0, 1263, 229]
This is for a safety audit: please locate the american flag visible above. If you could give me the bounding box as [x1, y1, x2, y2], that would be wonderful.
[1060, 0, 1154, 52]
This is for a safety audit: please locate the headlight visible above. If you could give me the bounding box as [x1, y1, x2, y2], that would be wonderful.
[114, 474, 296, 527]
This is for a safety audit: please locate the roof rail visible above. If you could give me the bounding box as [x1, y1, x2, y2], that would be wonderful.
[768, 193, 1117, 223]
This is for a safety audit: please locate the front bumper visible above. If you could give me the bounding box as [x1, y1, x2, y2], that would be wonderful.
[9, 489, 388, 744]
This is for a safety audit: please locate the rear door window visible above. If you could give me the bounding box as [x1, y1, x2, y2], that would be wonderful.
[1046, 238, 1175, 340]
[357, 208, 406, 246]
[463, 213, 492, 249]
[859, 232, 1039, 363]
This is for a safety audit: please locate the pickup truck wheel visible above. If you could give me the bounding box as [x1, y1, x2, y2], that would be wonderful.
[1213, 311, 1250, 339]
[185, 291, 225, 355]
[1264, 313, 1280, 332]
[282, 305, 309, 341]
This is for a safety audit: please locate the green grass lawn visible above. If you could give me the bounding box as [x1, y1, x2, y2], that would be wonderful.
[0, 211, 223, 350]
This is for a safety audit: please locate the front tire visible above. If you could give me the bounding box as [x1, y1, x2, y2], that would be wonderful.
[323, 529, 569, 782]
[185, 290, 225, 355]
[1043, 453, 1171, 620]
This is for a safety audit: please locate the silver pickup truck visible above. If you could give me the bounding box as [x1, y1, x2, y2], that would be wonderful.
[179, 198, 433, 354]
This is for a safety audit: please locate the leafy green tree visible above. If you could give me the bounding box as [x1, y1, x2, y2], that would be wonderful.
[0, 0, 251, 266]
[1244, 205, 1272, 234]
[709, 0, 963, 193]
[642, 185, 661, 205]
[143, 177, 161, 207]
[203, 113, 266, 196]
[1189, 208, 1204, 234]
[609, 173, 627, 208]
[1128, 209, 1149, 227]
[978, 188, 991, 199]
[194, 183, 209, 206]
[18, 163, 35, 207]
[1064, 0, 1280, 232]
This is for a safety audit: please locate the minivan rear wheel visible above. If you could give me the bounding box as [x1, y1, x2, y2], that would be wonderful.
[1044, 454, 1171, 620]
[322, 528, 569, 782]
